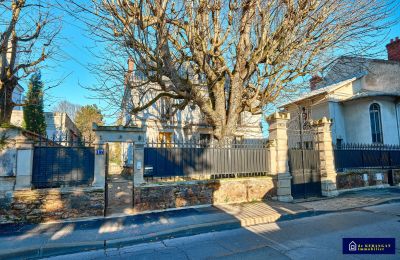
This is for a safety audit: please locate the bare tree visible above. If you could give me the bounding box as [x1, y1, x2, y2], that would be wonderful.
[52, 100, 82, 121]
[0, 0, 60, 125]
[66, 0, 396, 140]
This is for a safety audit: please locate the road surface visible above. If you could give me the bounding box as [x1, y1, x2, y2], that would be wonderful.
[46, 202, 400, 259]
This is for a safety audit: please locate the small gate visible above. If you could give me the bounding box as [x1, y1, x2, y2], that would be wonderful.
[32, 138, 95, 189]
[287, 110, 322, 199]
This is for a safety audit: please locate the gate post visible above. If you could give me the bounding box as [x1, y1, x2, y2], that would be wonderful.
[133, 142, 145, 185]
[266, 112, 293, 202]
[313, 117, 338, 197]
[93, 141, 106, 188]
[15, 138, 34, 190]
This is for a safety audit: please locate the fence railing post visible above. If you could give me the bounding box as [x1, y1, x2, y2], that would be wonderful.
[312, 117, 339, 197]
[266, 112, 293, 202]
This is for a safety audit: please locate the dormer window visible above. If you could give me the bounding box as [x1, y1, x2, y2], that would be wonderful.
[369, 103, 383, 144]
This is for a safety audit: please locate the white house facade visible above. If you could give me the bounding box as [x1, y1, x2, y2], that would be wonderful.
[280, 38, 400, 146]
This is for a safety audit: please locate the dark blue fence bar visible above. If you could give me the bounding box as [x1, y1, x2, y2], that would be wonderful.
[334, 143, 400, 171]
[32, 137, 95, 189]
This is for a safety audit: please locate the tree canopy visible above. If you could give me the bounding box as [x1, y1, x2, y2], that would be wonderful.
[0, 0, 60, 124]
[67, 0, 396, 140]
[75, 104, 104, 141]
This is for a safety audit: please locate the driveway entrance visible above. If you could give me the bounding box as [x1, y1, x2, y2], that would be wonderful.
[287, 111, 322, 199]
[92, 124, 145, 216]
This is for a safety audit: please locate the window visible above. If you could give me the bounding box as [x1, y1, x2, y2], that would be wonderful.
[160, 97, 172, 120]
[199, 134, 211, 142]
[369, 103, 383, 144]
[158, 132, 172, 147]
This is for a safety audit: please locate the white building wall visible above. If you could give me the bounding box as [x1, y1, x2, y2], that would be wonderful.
[11, 85, 24, 111]
[310, 102, 329, 119]
[343, 98, 400, 145]
[328, 102, 347, 143]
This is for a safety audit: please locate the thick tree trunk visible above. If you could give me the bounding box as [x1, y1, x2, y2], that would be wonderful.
[0, 81, 16, 125]
[213, 121, 236, 143]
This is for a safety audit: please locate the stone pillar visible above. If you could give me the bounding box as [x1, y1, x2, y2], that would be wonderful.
[92, 142, 106, 188]
[15, 138, 34, 190]
[266, 112, 293, 202]
[313, 117, 339, 197]
[133, 142, 145, 185]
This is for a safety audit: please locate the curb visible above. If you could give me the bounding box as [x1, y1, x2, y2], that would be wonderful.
[2, 198, 400, 260]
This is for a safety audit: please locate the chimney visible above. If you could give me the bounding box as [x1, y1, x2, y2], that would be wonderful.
[125, 58, 135, 87]
[386, 37, 400, 62]
[128, 58, 134, 73]
[309, 75, 323, 91]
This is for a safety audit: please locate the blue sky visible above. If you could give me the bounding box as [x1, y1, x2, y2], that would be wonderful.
[34, 5, 400, 124]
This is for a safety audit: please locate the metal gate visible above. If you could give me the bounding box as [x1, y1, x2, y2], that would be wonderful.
[287, 109, 322, 199]
[32, 138, 94, 189]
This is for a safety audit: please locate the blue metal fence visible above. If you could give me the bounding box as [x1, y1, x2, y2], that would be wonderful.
[143, 140, 269, 179]
[32, 136, 95, 189]
[334, 143, 400, 171]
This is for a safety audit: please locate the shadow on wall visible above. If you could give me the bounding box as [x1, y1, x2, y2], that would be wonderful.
[0, 194, 310, 260]
[0, 187, 104, 224]
[133, 176, 278, 214]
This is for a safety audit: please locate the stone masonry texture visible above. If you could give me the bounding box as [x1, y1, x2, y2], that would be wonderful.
[336, 170, 390, 190]
[133, 177, 277, 212]
[0, 187, 104, 223]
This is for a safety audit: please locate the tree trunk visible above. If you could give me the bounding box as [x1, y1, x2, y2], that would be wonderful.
[0, 81, 16, 125]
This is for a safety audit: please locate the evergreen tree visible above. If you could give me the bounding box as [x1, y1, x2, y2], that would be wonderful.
[23, 73, 46, 135]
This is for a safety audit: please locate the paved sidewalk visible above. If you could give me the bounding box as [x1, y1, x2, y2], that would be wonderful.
[298, 186, 400, 211]
[0, 200, 309, 260]
[0, 187, 399, 259]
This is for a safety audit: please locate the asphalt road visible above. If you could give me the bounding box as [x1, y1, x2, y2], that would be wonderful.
[46, 202, 400, 260]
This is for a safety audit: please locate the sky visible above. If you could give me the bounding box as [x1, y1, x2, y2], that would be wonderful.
[31, 3, 400, 125]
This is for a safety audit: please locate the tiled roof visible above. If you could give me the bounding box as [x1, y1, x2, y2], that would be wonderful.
[340, 90, 400, 102]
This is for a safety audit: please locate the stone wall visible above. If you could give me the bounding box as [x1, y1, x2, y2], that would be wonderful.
[336, 170, 389, 190]
[0, 187, 104, 223]
[133, 177, 276, 212]
[393, 169, 400, 185]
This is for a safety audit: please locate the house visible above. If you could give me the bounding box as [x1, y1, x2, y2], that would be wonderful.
[279, 38, 400, 146]
[122, 60, 263, 143]
[11, 111, 81, 142]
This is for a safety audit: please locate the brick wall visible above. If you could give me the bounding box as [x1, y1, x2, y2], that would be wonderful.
[133, 177, 277, 212]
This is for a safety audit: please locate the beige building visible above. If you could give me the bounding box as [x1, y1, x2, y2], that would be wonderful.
[122, 61, 263, 143]
[11, 111, 81, 141]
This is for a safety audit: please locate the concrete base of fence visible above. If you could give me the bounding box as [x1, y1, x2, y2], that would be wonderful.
[336, 170, 391, 191]
[275, 173, 293, 202]
[321, 180, 339, 197]
[133, 177, 277, 213]
[0, 187, 104, 224]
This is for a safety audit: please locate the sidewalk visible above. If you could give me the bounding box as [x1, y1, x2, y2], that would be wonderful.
[1, 187, 399, 260]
